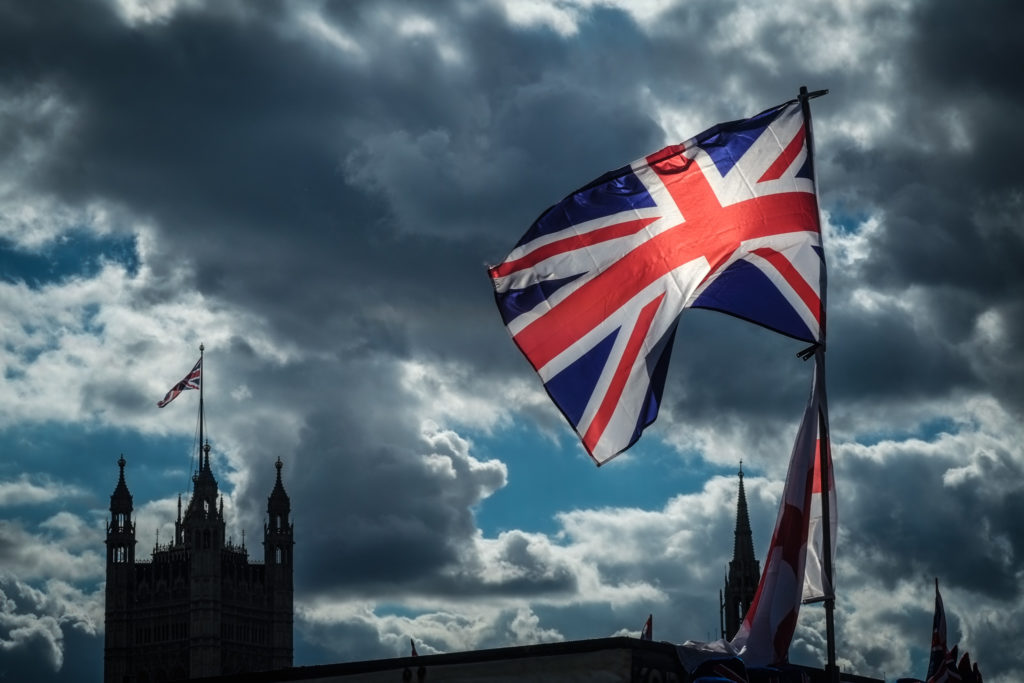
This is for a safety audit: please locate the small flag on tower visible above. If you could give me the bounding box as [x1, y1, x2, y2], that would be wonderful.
[157, 357, 202, 408]
[927, 579, 948, 680]
[640, 614, 653, 641]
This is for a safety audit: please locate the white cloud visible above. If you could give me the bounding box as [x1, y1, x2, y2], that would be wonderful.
[0, 475, 84, 508]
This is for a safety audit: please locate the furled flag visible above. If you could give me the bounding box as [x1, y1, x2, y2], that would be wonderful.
[489, 99, 824, 464]
[410, 638, 418, 657]
[156, 357, 202, 408]
[640, 614, 653, 641]
[927, 579, 948, 680]
[927, 645, 960, 683]
[729, 349, 834, 667]
[803, 375, 837, 605]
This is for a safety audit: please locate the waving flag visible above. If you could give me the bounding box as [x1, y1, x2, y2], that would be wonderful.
[156, 357, 202, 408]
[803, 388, 837, 605]
[729, 350, 833, 666]
[640, 614, 653, 641]
[489, 99, 824, 464]
[927, 579, 948, 680]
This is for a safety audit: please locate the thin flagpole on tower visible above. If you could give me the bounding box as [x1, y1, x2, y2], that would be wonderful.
[198, 342, 205, 469]
[798, 84, 838, 683]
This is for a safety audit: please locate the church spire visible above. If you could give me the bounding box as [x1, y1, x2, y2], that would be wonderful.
[722, 462, 760, 640]
[732, 462, 756, 567]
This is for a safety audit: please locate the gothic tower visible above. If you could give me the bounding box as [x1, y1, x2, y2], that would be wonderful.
[264, 457, 294, 670]
[103, 448, 295, 681]
[104, 455, 136, 683]
[721, 463, 760, 640]
[183, 442, 226, 677]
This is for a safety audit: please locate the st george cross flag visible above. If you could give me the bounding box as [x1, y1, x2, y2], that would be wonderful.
[729, 350, 834, 666]
[803, 370, 837, 605]
[489, 99, 824, 464]
[156, 357, 202, 408]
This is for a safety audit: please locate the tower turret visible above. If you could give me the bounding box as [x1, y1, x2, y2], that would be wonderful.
[104, 455, 137, 683]
[264, 457, 294, 669]
[183, 441, 226, 677]
[106, 455, 136, 564]
[722, 462, 761, 640]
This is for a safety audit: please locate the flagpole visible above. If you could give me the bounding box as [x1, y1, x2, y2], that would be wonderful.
[815, 347, 838, 683]
[198, 342, 205, 469]
[799, 84, 838, 683]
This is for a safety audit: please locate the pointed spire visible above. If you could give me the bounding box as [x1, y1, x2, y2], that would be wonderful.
[732, 461, 756, 565]
[722, 462, 760, 640]
[271, 457, 288, 498]
[110, 455, 133, 509]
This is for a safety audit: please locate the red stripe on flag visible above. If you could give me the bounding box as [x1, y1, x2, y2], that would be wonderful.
[811, 435, 833, 494]
[514, 191, 816, 370]
[489, 217, 660, 279]
[750, 247, 821, 323]
[582, 293, 665, 453]
[757, 123, 806, 183]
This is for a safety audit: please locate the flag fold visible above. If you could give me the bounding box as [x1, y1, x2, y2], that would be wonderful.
[729, 350, 834, 666]
[489, 99, 824, 464]
[156, 357, 202, 408]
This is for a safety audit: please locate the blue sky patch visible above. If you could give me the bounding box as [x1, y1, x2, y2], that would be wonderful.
[0, 231, 139, 286]
[470, 422, 737, 537]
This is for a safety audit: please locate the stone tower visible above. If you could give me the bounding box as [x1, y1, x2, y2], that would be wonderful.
[104, 455, 136, 683]
[103, 450, 294, 681]
[721, 463, 760, 640]
[264, 457, 294, 671]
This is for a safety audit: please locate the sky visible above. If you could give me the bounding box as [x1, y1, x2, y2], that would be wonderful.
[0, 0, 1022, 680]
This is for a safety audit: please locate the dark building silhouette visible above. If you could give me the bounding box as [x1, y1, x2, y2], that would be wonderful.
[721, 463, 760, 640]
[184, 637, 883, 683]
[104, 445, 293, 682]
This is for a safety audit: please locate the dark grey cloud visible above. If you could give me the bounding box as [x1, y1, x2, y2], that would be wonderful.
[2, 0, 1024, 680]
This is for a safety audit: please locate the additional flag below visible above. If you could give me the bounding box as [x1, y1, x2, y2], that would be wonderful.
[803, 383, 836, 604]
[956, 652, 973, 681]
[927, 579, 948, 680]
[729, 351, 832, 667]
[640, 614, 653, 641]
[927, 645, 960, 683]
[489, 99, 825, 464]
[156, 357, 202, 408]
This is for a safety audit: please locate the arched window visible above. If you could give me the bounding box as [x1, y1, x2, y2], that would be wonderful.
[203, 529, 211, 549]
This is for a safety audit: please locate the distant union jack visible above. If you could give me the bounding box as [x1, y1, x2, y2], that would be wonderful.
[490, 100, 824, 464]
[156, 357, 202, 408]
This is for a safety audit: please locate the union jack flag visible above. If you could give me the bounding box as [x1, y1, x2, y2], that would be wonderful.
[156, 357, 202, 408]
[490, 99, 825, 464]
[640, 614, 653, 641]
[927, 579, 948, 680]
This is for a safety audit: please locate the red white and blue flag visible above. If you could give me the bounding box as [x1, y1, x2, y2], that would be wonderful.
[927, 579, 949, 680]
[640, 614, 653, 641]
[156, 357, 202, 408]
[489, 99, 824, 464]
[729, 350, 835, 666]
